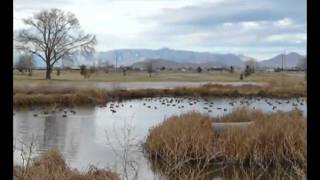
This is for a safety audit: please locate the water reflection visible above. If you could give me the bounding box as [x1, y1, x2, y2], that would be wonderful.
[13, 107, 97, 166]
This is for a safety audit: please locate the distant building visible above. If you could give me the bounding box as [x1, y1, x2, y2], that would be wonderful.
[178, 67, 187, 72]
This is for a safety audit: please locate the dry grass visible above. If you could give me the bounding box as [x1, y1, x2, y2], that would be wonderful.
[13, 79, 305, 107]
[216, 109, 306, 167]
[145, 112, 216, 162]
[144, 109, 306, 179]
[214, 107, 266, 122]
[202, 82, 305, 98]
[13, 71, 305, 106]
[13, 149, 119, 180]
[13, 70, 263, 82]
[14, 70, 305, 83]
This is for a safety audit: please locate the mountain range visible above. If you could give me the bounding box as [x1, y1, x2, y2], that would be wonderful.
[14, 48, 305, 69]
[259, 52, 305, 68]
[94, 48, 245, 67]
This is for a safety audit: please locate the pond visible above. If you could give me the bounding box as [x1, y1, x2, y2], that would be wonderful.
[13, 96, 306, 179]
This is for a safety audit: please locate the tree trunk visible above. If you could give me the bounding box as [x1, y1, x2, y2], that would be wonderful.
[28, 68, 32, 76]
[46, 65, 51, 80]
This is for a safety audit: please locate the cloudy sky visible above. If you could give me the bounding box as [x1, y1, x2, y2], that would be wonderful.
[14, 0, 306, 60]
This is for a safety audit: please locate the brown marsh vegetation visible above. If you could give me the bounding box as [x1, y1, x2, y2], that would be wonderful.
[13, 78, 305, 107]
[144, 109, 306, 180]
[13, 149, 119, 180]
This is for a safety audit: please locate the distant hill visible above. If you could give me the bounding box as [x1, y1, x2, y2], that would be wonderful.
[258, 52, 305, 68]
[96, 48, 245, 67]
[131, 58, 251, 70]
[13, 48, 305, 69]
[131, 59, 222, 69]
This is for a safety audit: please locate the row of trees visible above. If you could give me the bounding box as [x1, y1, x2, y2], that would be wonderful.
[15, 54, 34, 76]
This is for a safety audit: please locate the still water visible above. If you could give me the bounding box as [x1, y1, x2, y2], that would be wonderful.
[13, 96, 306, 179]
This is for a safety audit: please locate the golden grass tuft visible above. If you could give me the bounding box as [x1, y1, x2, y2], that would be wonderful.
[13, 149, 119, 180]
[216, 109, 306, 166]
[145, 109, 306, 179]
[145, 112, 216, 162]
[214, 107, 265, 122]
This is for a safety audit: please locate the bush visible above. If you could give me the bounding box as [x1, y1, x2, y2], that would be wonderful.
[80, 65, 86, 76]
[197, 66, 202, 73]
[230, 66, 234, 73]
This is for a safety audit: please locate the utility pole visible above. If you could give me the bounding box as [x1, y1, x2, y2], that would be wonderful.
[281, 49, 286, 87]
[281, 53, 284, 71]
[115, 52, 118, 72]
[284, 49, 286, 70]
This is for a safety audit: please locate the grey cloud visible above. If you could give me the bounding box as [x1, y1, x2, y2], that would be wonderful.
[146, 0, 305, 28]
[14, 0, 72, 11]
[138, 0, 306, 53]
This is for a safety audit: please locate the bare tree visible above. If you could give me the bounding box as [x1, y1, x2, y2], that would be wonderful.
[145, 61, 154, 78]
[197, 66, 202, 73]
[15, 54, 34, 76]
[244, 59, 257, 71]
[97, 59, 115, 74]
[243, 59, 256, 77]
[13, 136, 38, 180]
[298, 57, 307, 81]
[118, 66, 127, 76]
[15, 8, 96, 80]
[56, 68, 61, 76]
[297, 57, 306, 70]
[230, 66, 234, 73]
[105, 115, 140, 180]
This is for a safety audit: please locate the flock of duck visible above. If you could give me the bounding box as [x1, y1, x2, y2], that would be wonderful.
[12, 106, 77, 118]
[101, 96, 305, 114]
[13, 97, 306, 117]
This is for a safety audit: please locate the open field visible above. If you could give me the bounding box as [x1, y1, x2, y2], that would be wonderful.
[14, 69, 305, 83]
[13, 71, 306, 106]
[145, 109, 306, 179]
